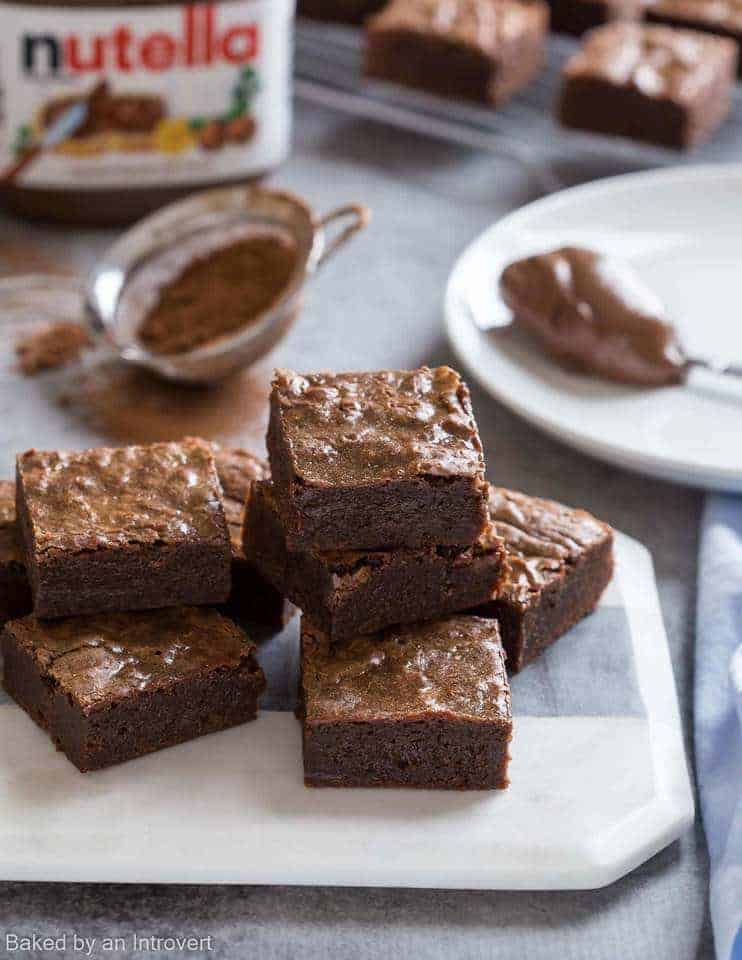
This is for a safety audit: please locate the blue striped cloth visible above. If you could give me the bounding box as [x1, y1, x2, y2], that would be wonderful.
[697, 495, 742, 960]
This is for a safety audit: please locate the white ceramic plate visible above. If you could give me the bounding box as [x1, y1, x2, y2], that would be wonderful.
[445, 164, 742, 492]
[0, 534, 693, 889]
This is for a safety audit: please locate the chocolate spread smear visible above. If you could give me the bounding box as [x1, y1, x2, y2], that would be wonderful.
[499, 246, 687, 386]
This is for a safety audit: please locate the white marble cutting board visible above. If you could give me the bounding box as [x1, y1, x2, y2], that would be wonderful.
[0, 533, 693, 889]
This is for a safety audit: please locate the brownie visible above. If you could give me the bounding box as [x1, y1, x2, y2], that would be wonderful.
[647, 0, 742, 74]
[1, 607, 265, 772]
[548, 0, 644, 35]
[300, 615, 512, 789]
[214, 446, 293, 627]
[298, 0, 387, 24]
[16, 438, 231, 619]
[559, 23, 737, 149]
[365, 0, 549, 105]
[473, 486, 613, 672]
[0, 482, 32, 624]
[267, 367, 489, 551]
[244, 480, 506, 641]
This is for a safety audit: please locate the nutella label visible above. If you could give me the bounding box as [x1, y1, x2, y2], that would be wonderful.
[0, 0, 294, 190]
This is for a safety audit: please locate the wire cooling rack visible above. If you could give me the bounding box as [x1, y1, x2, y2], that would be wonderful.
[294, 20, 742, 194]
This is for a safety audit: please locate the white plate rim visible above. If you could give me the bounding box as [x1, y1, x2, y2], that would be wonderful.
[444, 162, 742, 492]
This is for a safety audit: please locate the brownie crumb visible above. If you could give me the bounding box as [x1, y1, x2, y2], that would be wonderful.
[16, 322, 93, 376]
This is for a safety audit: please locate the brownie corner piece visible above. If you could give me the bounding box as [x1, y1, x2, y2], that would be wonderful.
[475, 485, 614, 672]
[300, 615, 512, 789]
[267, 366, 488, 551]
[1, 607, 265, 772]
[15, 438, 231, 618]
[365, 0, 548, 105]
[558, 22, 737, 149]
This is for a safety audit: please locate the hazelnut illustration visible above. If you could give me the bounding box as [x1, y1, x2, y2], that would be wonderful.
[199, 120, 225, 151]
[224, 115, 256, 144]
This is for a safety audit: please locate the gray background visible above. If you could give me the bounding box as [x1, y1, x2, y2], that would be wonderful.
[0, 101, 708, 959]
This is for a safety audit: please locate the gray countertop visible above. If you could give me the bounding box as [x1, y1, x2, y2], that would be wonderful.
[0, 101, 711, 960]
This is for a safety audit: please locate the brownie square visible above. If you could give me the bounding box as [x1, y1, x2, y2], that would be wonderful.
[298, 0, 387, 24]
[1, 607, 265, 772]
[559, 23, 737, 149]
[473, 486, 614, 672]
[244, 480, 507, 641]
[300, 615, 512, 789]
[549, 0, 644, 35]
[214, 446, 293, 627]
[267, 367, 489, 551]
[365, 0, 549, 105]
[0, 482, 32, 624]
[647, 0, 742, 74]
[16, 438, 231, 619]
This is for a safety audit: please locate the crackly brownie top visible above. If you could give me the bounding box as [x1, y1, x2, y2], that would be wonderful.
[489, 485, 612, 603]
[0, 481, 23, 567]
[7, 607, 261, 714]
[17, 438, 229, 556]
[302, 615, 510, 724]
[368, 0, 546, 54]
[651, 0, 742, 30]
[563, 23, 734, 100]
[272, 367, 485, 486]
[214, 445, 269, 560]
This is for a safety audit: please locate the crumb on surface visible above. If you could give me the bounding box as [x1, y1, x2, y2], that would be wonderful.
[16, 322, 94, 376]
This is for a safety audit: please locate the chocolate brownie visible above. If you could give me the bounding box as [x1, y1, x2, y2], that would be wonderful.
[559, 23, 737, 149]
[267, 367, 489, 551]
[300, 615, 512, 789]
[2, 607, 265, 772]
[214, 446, 293, 626]
[548, 0, 644, 35]
[244, 480, 506, 641]
[647, 0, 742, 74]
[16, 438, 231, 619]
[365, 0, 548, 105]
[298, 0, 387, 24]
[473, 486, 613, 672]
[0, 482, 31, 624]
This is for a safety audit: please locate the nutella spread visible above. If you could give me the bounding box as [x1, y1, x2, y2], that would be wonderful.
[0, 0, 294, 225]
[499, 245, 687, 386]
[138, 232, 298, 355]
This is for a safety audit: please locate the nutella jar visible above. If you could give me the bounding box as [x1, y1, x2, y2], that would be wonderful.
[0, 0, 294, 225]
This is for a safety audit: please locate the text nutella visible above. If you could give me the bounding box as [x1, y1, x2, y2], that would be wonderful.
[0, 0, 294, 224]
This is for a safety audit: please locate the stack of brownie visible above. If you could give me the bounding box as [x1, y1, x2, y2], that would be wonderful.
[244, 366, 513, 789]
[0, 367, 615, 788]
[0, 438, 270, 772]
[243, 366, 614, 790]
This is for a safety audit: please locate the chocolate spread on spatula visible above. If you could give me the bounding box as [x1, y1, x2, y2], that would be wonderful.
[499, 246, 687, 386]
